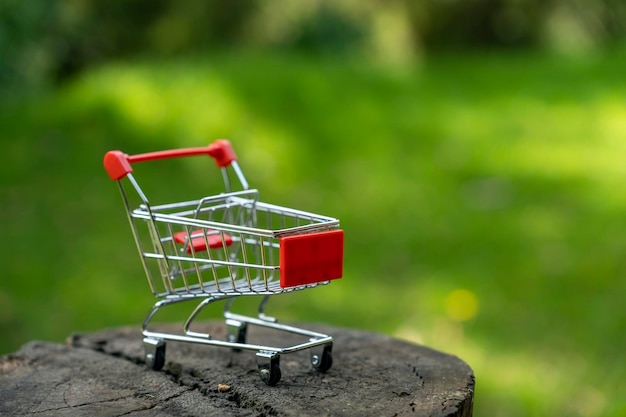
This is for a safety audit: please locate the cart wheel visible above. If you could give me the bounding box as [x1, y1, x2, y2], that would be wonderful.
[143, 338, 166, 371]
[259, 363, 282, 386]
[226, 319, 247, 352]
[256, 351, 281, 386]
[311, 344, 333, 372]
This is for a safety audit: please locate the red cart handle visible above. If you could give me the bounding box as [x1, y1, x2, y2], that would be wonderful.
[104, 139, 237, 180]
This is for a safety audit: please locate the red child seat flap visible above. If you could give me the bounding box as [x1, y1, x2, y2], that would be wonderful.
[173, 229, 233, 253]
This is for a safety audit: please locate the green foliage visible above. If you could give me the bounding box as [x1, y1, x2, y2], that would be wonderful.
[291, 5, 366, 54]
[1, 49, 626, 416]
[3, 0, 625, 96]
[0, 0, 258, 91]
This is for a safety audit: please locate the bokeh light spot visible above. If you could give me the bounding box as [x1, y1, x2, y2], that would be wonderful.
[445, 289, 479, 322]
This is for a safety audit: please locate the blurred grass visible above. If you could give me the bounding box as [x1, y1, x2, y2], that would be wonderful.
[1, 48, 626, 416]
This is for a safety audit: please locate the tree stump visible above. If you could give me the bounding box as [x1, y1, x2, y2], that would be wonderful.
[0, 322, 474, 416]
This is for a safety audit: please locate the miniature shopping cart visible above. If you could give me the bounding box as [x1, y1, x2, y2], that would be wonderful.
[103, 140, 343, 385]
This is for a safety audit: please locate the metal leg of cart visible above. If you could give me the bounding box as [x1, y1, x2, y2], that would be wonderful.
[226, 318, 248, 348]
[224, 298, 248, 350]
[223, 294, 274, 349]
[140, 295, 334, 385]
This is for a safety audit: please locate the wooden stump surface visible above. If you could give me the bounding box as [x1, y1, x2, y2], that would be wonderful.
[0, 321, 474, 416]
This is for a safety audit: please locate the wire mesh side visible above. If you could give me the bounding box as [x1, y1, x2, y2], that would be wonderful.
[131, 197, 269, 297]
[122, 185, 339, 298]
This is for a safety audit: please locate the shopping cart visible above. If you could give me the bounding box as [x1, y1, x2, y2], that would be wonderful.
[103, 140, 343, 385]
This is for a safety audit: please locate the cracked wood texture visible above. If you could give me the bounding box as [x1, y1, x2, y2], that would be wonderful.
[0, 322, 474, 417]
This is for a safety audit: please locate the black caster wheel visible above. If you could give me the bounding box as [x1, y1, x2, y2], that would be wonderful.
[257, 351, 281, 386]
[259, 363, 282, 386]
[143, 338, 166, 371]
[311, 343, 333, 372]
[226, 319, 248, 352]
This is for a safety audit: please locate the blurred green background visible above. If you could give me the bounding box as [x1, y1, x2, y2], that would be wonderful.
[1, 1, 625, 416]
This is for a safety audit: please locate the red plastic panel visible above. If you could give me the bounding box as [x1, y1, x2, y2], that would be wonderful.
[173, 230, 233, 253]
[279, 229, 344, 288]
